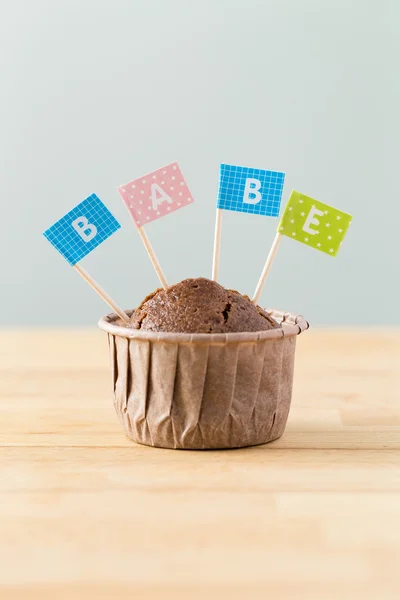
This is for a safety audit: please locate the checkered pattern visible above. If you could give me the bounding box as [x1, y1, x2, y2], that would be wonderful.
[217, 164, 285, 217]
[43, 194, 121, 265]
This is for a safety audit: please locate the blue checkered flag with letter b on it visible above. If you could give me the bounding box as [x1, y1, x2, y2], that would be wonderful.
[43, 194, 121, 265]
[217, 164, 285, 217]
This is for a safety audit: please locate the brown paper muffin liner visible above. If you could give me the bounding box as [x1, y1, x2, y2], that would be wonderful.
[98, 310, 309, 449]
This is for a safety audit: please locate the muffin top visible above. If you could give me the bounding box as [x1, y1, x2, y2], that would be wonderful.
[130, 277, 280, 334]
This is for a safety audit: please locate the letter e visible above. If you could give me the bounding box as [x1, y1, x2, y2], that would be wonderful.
[302, 206, 324, 235]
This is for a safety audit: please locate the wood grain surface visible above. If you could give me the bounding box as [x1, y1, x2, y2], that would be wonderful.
[0, 329, 399, 600]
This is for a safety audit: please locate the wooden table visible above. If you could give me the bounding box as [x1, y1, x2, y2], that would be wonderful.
[0, 329, 399, 600]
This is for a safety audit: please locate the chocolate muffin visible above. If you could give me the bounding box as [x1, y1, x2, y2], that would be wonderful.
[130, 277, 280, 333]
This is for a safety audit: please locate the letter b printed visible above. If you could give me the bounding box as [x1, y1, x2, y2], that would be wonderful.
[72, 216, 97, 242]
[43, 194, 121, 265]
[243, 178, 262, 205]
[217, 164, 285, 217]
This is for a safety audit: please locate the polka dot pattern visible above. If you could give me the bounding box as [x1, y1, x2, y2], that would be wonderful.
[278, 190, 352, 257]
[118, 162, 194, 228]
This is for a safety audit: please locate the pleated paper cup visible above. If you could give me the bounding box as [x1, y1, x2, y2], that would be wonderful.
[98, 310, 309, 450]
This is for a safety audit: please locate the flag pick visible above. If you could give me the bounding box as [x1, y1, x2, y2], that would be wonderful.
[212, 163, 285, 281]
[118, 161, 195, 290]
[252, 190, 353, 305]
[43, 194, 130, 323]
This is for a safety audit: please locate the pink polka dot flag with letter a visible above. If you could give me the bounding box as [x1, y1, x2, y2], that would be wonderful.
[117, 161, 195, 228]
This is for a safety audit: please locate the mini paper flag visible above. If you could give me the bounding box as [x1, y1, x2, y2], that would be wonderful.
[117, 161, 194, 227]
[278, 190, 352, 256]
[43, 193, 121, 265]
[217, 164, 285, 217]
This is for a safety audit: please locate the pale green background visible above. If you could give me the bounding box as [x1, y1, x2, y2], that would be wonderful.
[1, 0, 398, 326]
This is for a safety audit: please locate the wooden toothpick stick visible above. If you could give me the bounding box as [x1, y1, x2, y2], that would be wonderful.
[73, 264, 130, 323]
[137, 227, 168, 290]
[252, 232, 282, 305]
[212, 208, 223, 281]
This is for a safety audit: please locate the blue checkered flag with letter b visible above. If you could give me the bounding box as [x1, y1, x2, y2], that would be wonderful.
[43, 194, 121, 265]
[217, 164, 285, 217]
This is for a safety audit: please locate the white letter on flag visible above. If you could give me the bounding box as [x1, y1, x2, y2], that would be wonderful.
[71, 216, 98, 242]
[302, 205, 324, 235]
[151, 183, 173, 210]
[243, 178, 262, 205]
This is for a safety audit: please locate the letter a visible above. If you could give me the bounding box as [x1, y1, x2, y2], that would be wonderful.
[302, 206, 324, 235]
[151, 183, 172, 210]
[71, 216, 97, 242]
[243, 178, 262, 205]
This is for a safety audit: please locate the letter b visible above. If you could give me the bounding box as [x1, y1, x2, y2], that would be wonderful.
[243, 178, 262, 205]
[71, 216, 97, 242]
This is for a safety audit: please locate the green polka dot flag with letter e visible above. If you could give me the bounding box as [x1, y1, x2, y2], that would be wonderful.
[278, 190, 352, 256]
